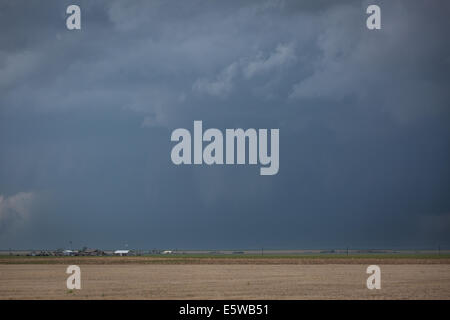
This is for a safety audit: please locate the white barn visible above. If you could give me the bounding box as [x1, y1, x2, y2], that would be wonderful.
[63, 250, 75, 256]
[114, 250, 131, 256]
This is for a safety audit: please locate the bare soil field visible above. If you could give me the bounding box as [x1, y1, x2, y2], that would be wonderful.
[1, 263, 449, 299]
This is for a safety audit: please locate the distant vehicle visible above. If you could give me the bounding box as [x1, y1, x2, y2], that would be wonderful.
[161, 250, 173, 254]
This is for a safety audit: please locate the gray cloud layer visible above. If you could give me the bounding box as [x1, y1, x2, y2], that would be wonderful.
[0, 0, 449, 249]
[0, 192, 35, 234]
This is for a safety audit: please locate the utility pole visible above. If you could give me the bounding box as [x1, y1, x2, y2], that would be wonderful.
[261, 247, 264, 256]
[438, 244, 441, 256]
[346, 247, 349, 256]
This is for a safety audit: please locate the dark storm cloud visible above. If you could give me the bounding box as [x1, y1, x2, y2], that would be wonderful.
[0, 0, 449, 249]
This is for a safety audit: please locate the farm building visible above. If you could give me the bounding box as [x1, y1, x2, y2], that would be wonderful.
[114, 250, 132, 256]
[63, 250, 75, 256]
[80, 248, 105, 256]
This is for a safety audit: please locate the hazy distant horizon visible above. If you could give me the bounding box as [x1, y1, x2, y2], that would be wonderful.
[1, 245, 449, 252]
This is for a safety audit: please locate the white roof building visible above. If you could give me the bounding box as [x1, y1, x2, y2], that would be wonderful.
[114, 250, 131, 256]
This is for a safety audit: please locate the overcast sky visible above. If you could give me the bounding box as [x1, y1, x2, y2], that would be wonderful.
[1, 0, 449, 250]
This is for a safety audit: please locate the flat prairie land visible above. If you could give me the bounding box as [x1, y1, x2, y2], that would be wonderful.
[0, 256, 449, 299]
